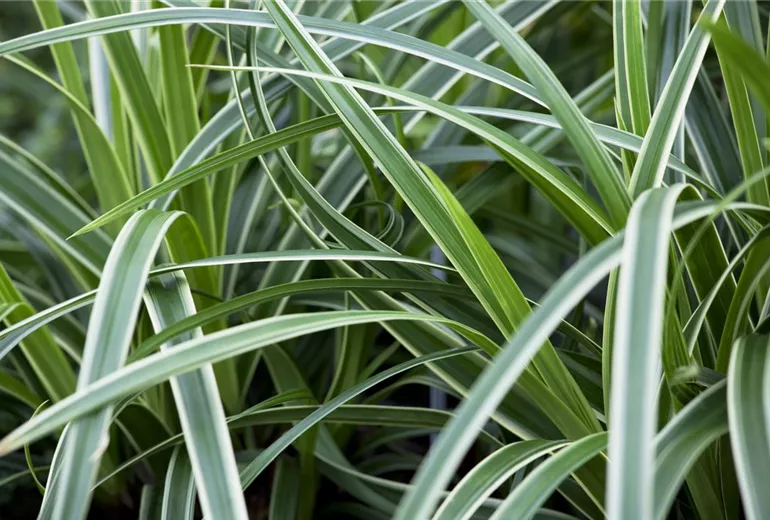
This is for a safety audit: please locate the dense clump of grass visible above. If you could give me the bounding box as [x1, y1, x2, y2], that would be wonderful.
[1, 0, 770, 518]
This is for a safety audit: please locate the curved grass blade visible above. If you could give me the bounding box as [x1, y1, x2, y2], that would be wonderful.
[237, 346, 479, 489]
[715, 236, 770, 371]
[464, 0, 629, 228]
[0, 249, 453, 363]
[160, 446, 196, 520]
[629, 0, 726, 196]
[488, 433, 608, 520]
[0, 8, 541, 115]
[0, 367, 42, 408]
[44, 209, 184, 520]
[0, 132, 96, 222]
[606, 186, 685, 520]
[727, 334, 770, 520]
[36, 424, 70, 518]
[433, 439, 567, 520]
[686, 69, 742, 194]
[25, 400, 49, 495]
[132, 277, 471, 362]
[74, 95, 613, 243]
[0, 310, 493, 454]
[0, 148, 111, 275]
[146, 272, 248, 520]
[704, 19, 770, 113]
[95, 389, 310, 490]
[654, 381, 728, 520]
[155, 0, 445, 216]
[0, 264, 75, 402]
[392, 197, 726, 520]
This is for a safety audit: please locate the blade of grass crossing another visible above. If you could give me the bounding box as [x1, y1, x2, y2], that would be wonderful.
[237, 347, 480, 490]
[37, 424, 70, 519]
[464, 0, 630, 228]
[393, 217, 626, 520]
[161, 447, 196, 520]
[45, 209, 184, 520]
[421, 162, 599, 433]
[393, 191, 719, 520]
[262, 0, 600, 437]
[73, 97, 613, 246]
[629, 0, 726, 196]
[0, 310, 501, 453]
[613, 0, 651, 137]
[488, 433, 608, 520]
[432, 439, 568, 520]
[145, 272, 248, 520]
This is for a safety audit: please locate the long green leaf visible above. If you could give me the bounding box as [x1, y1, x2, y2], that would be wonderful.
[606, 186, 684, 519]
[392, 198, 727, 520]
[727, 334, 770, 520]
[0, 310, 495, 453]
[488, 433, 608, 520]
[465, 0, 630, 228]
[160, 447, 196, 520]
[433, 439, 567, 520]
[613, 0, 650, 137]
[32, 0, 134, 232]
[145, 272, 248, 519]
[0, 264, 75, 402]
[654, 381, 728, 520]
[85, 0, 173, 184]
[44, 209, 183, 520]
[629, 0, 725, 196]
[238, 346, 479, 489]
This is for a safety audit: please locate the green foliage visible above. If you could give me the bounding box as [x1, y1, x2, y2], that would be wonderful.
[1, 1, 770, 519]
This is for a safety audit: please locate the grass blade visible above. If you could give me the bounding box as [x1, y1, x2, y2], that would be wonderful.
[0, 309, 490, 454]
[146, 272, 248, 519]
[160, 446, 196, 520]
[237, 346, 479, 489]
[43, 209, 183, 520]
[654, 381, 728, 520]
[433, 439, 567, 520]
[606, 186, 684, 520]
[32, 0, 134, 233]
[0, 264, 75, 401]
[488, 433, 608, 520]
[85, 0, 173, 184]
[727, 334, 770, 520]
[463, 0, 629, 228]
[629, 0, 725, 196]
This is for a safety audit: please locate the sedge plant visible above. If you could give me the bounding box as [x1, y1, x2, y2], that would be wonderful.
[0, 1, 769, 519]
